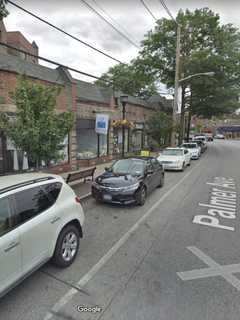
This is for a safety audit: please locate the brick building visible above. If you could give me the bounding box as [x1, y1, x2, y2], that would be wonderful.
[0, 20, 169, 174]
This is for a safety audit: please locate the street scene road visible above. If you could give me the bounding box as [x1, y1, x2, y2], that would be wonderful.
[0, 140, 239, 320]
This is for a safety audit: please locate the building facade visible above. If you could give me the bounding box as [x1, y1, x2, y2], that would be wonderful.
[0, 20, 169, 174]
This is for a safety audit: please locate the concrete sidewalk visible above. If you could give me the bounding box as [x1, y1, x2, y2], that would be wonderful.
[60, 161, 113, 199]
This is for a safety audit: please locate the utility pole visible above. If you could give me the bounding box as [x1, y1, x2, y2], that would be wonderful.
[171, 24, 181, 146]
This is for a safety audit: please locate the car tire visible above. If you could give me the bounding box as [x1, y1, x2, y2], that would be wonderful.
[157, 173, 164, 188]
[52, 224, 80, 268]
[136, 186, 146, 206]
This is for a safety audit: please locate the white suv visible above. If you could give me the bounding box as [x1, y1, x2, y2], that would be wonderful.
[0, 173, 85, 298]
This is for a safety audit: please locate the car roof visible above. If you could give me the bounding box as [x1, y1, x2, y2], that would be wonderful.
[165, 147, 185, 150]
[0, 172, 62, 194]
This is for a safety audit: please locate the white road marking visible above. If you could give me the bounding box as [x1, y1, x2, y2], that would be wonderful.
[44, 161, 202, 320]
[177, 246, 240, 291]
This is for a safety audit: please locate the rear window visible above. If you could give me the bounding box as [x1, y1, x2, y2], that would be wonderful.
[14, 186, 52, 224]
[42, 182, 62, 203]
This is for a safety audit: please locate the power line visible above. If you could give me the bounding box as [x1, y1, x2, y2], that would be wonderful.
[80, 0, 140, 49]
[158, 0, 178, 25]
[91, 0, 140, 45]
[7, 0, 124, 64]
[0, 41, 113, 84]
[139, 0, 157, 21]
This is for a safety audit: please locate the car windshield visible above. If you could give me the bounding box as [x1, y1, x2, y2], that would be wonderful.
[111, 159, 145, 175]
[182, 144, 198, 148]
[162, 149, 183, 156]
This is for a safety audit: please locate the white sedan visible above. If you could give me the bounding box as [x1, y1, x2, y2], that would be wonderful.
[181, 142, 201, 159]
[157, 148, 191, 171]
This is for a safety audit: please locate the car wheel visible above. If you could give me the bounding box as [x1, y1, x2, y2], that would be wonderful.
[136, 186, 147, 206]
[52, 224, 80, 268]
[157, 173, 164, 188]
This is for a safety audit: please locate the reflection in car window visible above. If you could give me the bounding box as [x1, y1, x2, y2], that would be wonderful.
[42, 182, 62, 203]
[15, 186, 52, 224]
[0, 197, 11, 237]
[162, 149, 184, 156]
[111, 159, 145, 175]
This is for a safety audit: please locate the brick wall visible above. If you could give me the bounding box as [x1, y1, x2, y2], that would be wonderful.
[7, 31, 38, 64]
[0, 69, 77, 173]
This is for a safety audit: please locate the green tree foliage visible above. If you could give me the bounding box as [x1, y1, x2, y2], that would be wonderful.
[138, 8, 240, 117]
[0, 78, 74, 167]
[95, 62, 157, 99]
[98, 8, 240, 117]
[146, 112, 173, 147]
[0, 0, 8, 19]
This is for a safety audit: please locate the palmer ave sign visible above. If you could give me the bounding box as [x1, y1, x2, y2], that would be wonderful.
[193, 177, 237, 231]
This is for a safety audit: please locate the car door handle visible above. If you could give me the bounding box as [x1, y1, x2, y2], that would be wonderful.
[51, 217, 61, 224]
[4, 241, 20, 253]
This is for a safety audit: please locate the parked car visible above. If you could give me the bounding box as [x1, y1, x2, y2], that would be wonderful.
[194, 135, 208, 143]
[181, 142, 201, 159]
[193, 139, 207, 153]
[92, 157, 164, 206]
[0, 173, 84, 298]
[215, 133, 225, 139]
[157, 147, 191, 171]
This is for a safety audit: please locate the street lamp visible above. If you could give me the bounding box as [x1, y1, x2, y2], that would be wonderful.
[120, 95, 128, 158]
[178, 72, 215, 83]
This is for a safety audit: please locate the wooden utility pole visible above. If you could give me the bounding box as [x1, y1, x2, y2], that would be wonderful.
[171, 24, 181, 146]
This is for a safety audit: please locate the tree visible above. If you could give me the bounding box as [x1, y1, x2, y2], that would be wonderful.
[146, 112, 173, 147]
[0, 0, 8, 19]
[0, 78, 74, 168]
[138, 8, 240, 117]
[98, 8, 240, 118]
[95, 61, 157, 99]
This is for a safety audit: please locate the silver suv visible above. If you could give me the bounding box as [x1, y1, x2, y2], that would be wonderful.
[0, 173, 85, 298]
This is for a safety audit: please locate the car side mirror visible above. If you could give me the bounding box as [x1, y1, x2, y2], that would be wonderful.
[105, 167, 111, 171]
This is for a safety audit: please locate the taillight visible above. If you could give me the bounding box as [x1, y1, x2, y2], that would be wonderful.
[75, 196, 81, 204]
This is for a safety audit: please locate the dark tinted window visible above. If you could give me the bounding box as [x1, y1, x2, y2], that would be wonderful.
[42, 182, 62, 203]
[15, 186, 52, 224]
[0, 197, 12, 236]
[151, 159, 160, 170]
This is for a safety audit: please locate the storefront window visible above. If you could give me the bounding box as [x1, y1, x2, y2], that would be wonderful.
[131, 130, 143, 152]
[76, 119, 109, 159]
[113, 128, 129, 155]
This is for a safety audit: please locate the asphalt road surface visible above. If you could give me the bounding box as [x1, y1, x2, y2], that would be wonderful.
[1, 140, 240, 320]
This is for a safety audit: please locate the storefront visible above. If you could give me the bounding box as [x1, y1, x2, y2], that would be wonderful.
[130, 123, 145, 153]
[112, 127, 129, 156]
[76, 119, 109, 161]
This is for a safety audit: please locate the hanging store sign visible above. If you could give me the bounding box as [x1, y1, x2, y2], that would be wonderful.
[95, 114, 109, 135]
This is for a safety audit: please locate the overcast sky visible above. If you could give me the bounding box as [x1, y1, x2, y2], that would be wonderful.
[3, 0, 240, 86]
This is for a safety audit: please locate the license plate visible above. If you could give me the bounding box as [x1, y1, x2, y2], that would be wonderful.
[103, 194, 112, 201]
